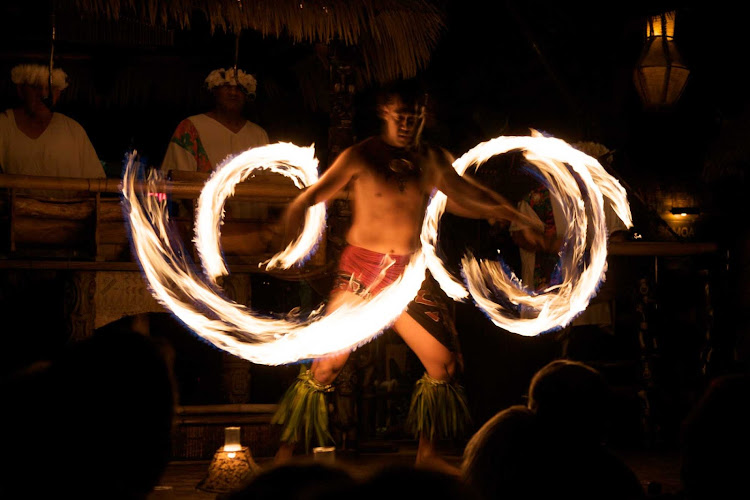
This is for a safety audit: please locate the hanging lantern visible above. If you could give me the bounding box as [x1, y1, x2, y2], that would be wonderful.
[633, 11, 690, 109]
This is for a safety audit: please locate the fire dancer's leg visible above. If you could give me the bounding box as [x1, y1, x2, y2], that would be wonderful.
[272, 290, 363, 462]
[393, 311, 470, 476]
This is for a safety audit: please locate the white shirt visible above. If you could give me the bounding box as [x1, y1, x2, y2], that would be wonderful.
[0, 109, 104, 198]
[161, 114, 270, 219]
[161, 113, 269, 173]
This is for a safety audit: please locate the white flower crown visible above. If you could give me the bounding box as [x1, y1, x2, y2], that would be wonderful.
[205, 68, 257, 95]
[11, 64, 69, 90]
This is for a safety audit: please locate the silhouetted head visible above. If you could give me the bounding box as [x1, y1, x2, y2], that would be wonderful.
[681, 373, 750, 500]
[527, 359, 609, 444]
[227, 461, 356, 500]
[356, 464, 474, 500]
[48, 325, 176, 499]
[462, 405, 545, 500]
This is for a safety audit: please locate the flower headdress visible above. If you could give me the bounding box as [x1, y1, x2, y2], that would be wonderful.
[204, 68, 257, 96]
[11, 64, 69, 90]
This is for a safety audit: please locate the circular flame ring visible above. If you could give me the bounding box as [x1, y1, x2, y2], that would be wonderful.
[421, 134, 631, 336]
[123, 143, 426, 365]
[123, 136, 631, 365]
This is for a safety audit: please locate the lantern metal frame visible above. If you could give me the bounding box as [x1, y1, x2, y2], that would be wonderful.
[633, 11, 690, 109]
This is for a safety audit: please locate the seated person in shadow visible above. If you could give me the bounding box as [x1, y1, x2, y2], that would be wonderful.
[226, 461, 356, 500]
[161, 67, 273, 256]
[0, 323, 177, 500]
[462, 359, 644, 500]
[527, 359, 645, 500]
[438, 150, 539, 282]
[461, 405, 545, 500]
[563, 141, 631, 361]
[342, 464, 476, 500]
[679, 372, 750, 500]
[0, 63, 106, 199]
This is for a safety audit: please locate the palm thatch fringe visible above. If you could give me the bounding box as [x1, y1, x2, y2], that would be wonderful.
[270, 366, 335, 453]
[68, 0, 446, 83]
[406, 373, 472, 441]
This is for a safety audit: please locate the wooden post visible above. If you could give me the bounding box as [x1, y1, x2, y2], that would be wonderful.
[218, 273, 254, 404]
[94, 192, 102, 261]
[326, 40, 361, 449]
[64, 270, 96, 342]
[327, 42, 357, 165]
[9, 189, 16, 253]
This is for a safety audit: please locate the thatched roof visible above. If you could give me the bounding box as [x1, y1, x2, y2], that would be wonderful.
[69, 0, 446, 84]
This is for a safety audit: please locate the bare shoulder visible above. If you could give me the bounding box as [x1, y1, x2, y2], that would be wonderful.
[335, 136, 388, 179]
[419, 144, 455, 179]
[330, 138, 374, 173]
[346, 138, 373, 162]
[350, 136, 381, 160]
[430, 145, 455, 166]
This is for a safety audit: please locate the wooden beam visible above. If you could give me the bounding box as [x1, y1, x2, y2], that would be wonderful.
[608, 241, 718, 256]
[0, 173, 351, 200]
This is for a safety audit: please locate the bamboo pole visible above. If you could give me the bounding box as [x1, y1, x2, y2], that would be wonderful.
[0, 174, 121, 193]
[3, 180, 718, 257]
[0, 173, 352, 200]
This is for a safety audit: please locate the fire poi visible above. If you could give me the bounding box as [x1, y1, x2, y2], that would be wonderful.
[121, 133, 631, 365]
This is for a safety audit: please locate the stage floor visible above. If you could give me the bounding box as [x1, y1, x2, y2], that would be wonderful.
[149, 442, 682, 499]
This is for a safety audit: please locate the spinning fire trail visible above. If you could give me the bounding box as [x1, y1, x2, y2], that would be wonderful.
[122, 134, 631, 365]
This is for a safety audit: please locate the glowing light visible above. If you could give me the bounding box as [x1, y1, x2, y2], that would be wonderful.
[123, 133, 631, 365]
[223, 427, 242, 452]
[422, 131, 632, 335]
[194, 143, 325, 281]
[122, 146, 426, 365]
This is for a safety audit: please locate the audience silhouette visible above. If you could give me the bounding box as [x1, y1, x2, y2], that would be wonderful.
[8, 326, 743, 500]
[0, 322, 177, 500]
[346, 464, 475, 500]
[462, 404, 544, 499]
[529, 359, 645, 500]
[226, 461, 356, 500]
[679, 372, 750, 500]
[462, 359, 645, 500]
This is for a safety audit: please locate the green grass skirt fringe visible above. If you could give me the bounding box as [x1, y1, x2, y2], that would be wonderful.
[270, 367, 335, 452]
[406, 373, 472, 440]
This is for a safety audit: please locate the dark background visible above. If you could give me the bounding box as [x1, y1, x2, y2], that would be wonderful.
[1, 1, 747, 449]
[3, 2, 745, 179]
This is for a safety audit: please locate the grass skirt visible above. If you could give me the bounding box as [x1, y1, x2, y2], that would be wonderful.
[270, 367, 335, 452]
[406, 373, 472, 440]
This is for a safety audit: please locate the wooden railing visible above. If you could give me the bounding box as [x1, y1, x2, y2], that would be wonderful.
[1, 172, 720, 266]
[0, 172, 338, 277]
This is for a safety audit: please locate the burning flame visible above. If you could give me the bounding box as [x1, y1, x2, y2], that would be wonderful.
[122, 135, 631, 364]
[122, 144, 426, 365]
[194, 143, 325, 280]
[422, 131, 632, 336]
